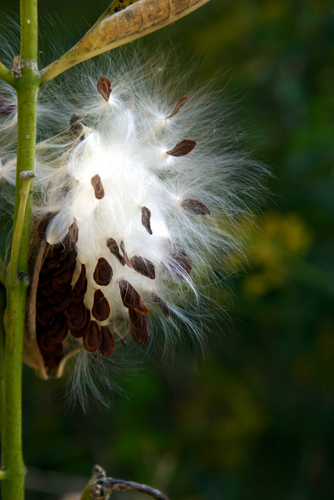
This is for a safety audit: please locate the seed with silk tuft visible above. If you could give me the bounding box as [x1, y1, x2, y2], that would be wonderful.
[0, 52, 266, 404]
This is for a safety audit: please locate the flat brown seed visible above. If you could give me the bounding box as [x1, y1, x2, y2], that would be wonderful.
[37, 212, 58, 240]
[91, 174, 105, 200]
[106, 238, 126, 265]
[51, 293, 72, 314]
[83, 321, 102, 352]
[70, 309, 91, 338]
[45, 314, 63, 336]
[47, 287, 71, 305]
[153, 294, 170, 318]
[50, 320, 68, 343]
[135, 300, 149, 316]
[93, 257, 113, 286]
[161, 245, 192, 279]
[180, 199, 210, 215]
[67, 304, 89, 332]
[99, 326, 115, 357]
[130, 256, 155, 280]
[64, 300, 83, 320]
[166, 140, 196, 157]
[141, 207, 152, 235]
[92, 289, 111, 322]
[69, 114, 86, 139]
[72, 264, 86, 294]
[128, 309, 151, 345]
[38, 332, 59, 353]
[166, 95, 188, 118]
[68, 220, 79, 246]
[0, 97, 16, 116]
[119, 280, 141, 310]
[97, 76, 112, 101]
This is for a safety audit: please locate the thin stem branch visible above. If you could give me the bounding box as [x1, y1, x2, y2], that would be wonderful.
[0, 61, 16, 87]
[8, 175, 34, 288]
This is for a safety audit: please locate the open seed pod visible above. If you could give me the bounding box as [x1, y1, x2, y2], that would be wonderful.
[23, 224, 82, 379]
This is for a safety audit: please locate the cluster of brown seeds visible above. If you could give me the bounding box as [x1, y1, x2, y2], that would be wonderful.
[34, 78, 212, 370]
[36, 213, 115, 370]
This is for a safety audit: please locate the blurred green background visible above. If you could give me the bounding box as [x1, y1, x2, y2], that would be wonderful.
[1, 0, 334, 499]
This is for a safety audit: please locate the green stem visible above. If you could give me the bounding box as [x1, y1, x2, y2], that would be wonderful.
[1, 1, 39, 499]
[0, 261, 6, 287]
[0, 285, 6, 448]
[0, 469, 7, 480]
[0, 61, 16, 87]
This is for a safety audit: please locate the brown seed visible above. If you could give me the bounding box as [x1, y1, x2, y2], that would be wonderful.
[37, 212, 57, 240]
[92, 289, 111, 322]
[166, 140, 196, 157]
[0, 97, 16, 116]
[50, 320, 68, 343]
[119, 241, 131, 266]
[70, 309, 91, 338]
[161, 244, 192, 279]
[166, 95, 188, 119]
[40, 281, 58, 297]
[45, 314, 64, 336]
[91, 174, 105, 199]
[38, 272, 52, 289]
[53, 249, 77, 276]
[119, 280, 141, 310]
[135, 300, 149, 316]
[47, 287, 71, 305]
[99, 326, 115, 357]
[68, 219, 79, 247]
[130, 256, 156, 280]
[67, 304, 89, 332]
[64, 300, 83, 320]
[93, 257, 113, 286]
[36, 305, 55, 326]
[72, 264, 86, 294]
[153, 294, 170, 318]
[38, 332, 59, 352]
[36, 294, 48, 309]
[52, 263, 76, 290]
[128, 309, 151, 345]
[180, 199, 210, 215]
[69, 114, 86, 139]
[71, 280, 88, 304]
[51, 293, 72, 314]
[97, 76, 112, 101]
[83, 321, 102, 352]
[141, 206, 152, 235]
[106, 238, 126, 265]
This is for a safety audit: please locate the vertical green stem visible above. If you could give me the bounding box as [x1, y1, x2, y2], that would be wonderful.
[1, 1, 39, 499]
[0, 285, 6, 447]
